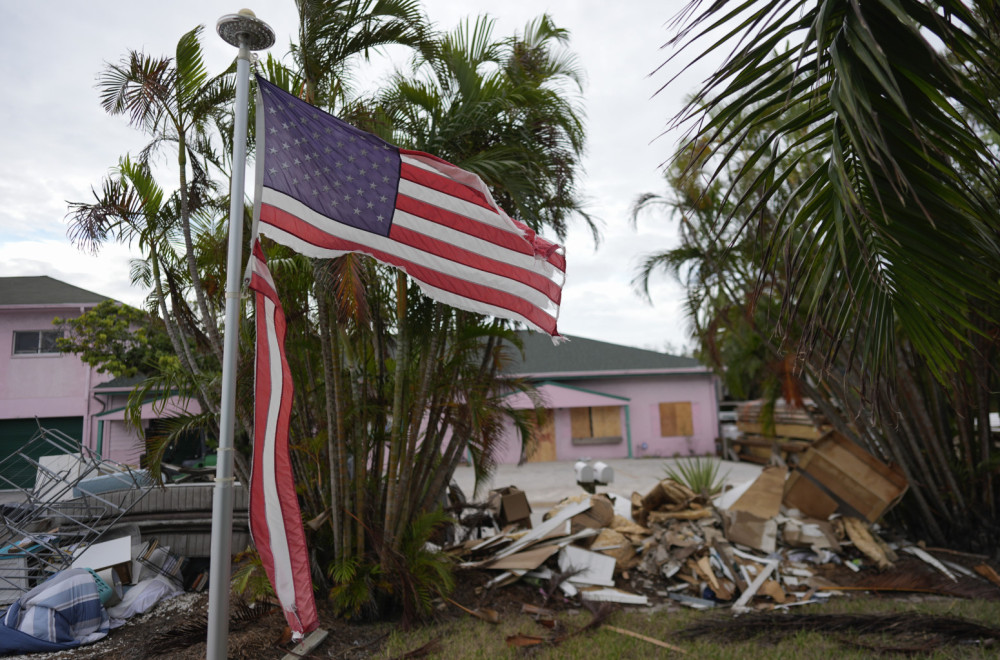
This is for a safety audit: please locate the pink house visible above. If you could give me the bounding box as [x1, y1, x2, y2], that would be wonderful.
[0, 276, 196, 485]
[495, 332, 721, 464]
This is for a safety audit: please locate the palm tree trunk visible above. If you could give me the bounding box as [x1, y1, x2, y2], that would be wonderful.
[896, 347, 966, 515]
[392, 305, 445, 542]
[315, 279, 343, 556]
[382, 272, 410, 556]
[176, 133, 223, 363]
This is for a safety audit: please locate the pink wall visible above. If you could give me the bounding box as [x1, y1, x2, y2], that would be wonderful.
[0, 305, 112, 450]
[495, 373, 720, 464]
[89, 396, 203, 465]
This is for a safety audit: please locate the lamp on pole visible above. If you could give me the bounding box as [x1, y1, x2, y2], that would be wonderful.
[208, 10, 274, 660]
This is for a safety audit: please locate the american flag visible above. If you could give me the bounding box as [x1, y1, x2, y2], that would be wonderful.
[247, 240, 318, 637]
[252, 75, 566, 336]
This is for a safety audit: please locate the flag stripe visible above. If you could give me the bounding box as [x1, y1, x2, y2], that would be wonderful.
[260, 204, 559, 334]
[248, 242, 318, 637]
[388, 223, 563, 301]
[261, 295, 296, 607]
[393, 202, 563, 280]
[395, 185, 537, 259]
[400, 159, 495, 213]
[261, 188, 561, 310]
[398, 158, 567, 272]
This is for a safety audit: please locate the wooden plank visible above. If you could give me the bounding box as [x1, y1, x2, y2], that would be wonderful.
[659, 402, 693, 437]
[527, 409, 556, 462]
[591, 406, 622, 437]
[736, 422, 827, 441]
[606, 625, 687, 653]
[281, 629, 328, 660]
[804, 455, 887, 520]
[782, 470, 838, 519]
[732, 559, 779, 613]
[570, 408, 592, 440]
[659, 402, 677, 437]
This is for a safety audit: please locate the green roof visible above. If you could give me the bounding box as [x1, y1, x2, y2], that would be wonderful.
[505, 331, 704, 377]
[0, 276, 110, 306]
[93, 375, 147, 391]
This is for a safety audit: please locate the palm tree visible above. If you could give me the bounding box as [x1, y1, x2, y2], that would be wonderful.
[97, 26, 236, 363]
[292, 0, 428, 107]
[378, 14, 593, 241]
[246, 12, 590, 617]
[652, 1, 1000, 546]
[667, 0, 1000, 382]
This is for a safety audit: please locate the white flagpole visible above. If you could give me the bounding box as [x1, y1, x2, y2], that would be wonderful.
[208, 10, 274, 660]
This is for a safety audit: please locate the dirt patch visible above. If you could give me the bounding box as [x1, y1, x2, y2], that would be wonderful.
[7, 548, 1000, 659]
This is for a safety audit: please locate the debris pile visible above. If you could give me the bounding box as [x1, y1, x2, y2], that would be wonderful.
[0, 434, 244, 654]
[449, 432, 1000, 613]
[728, 398, 829, 463]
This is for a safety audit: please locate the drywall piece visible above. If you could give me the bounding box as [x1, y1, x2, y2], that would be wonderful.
[71, 535, 132, 573]
[486, 545, 560, 571]
[525, 567, 579, 596]
[779, 515, 839, 550]
[33, 453, 85, 503]
[558, 545, 616, 587]
[485, 570, 527, 589]
[714, 479, 754, 512]
[724, 510, 778, 554]
[902, 545, 958, 582]
[491, 501, 591, 561]
[732, 559, 780, 613]
[580, 588, 649, 605]
[668, 592, 718, 609]
[722, 466, 787, 554]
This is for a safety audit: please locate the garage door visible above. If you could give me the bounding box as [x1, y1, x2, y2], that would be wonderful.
[0, 417, 82, 490]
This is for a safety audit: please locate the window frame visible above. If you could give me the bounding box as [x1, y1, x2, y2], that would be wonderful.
[12, 330, 63, 356]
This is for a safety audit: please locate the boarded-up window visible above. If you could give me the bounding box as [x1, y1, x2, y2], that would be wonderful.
[659, 402, 694, 437]
[570, 406, 622, 445]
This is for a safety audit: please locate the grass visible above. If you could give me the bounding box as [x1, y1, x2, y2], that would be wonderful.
[378, 596, 1000, 659]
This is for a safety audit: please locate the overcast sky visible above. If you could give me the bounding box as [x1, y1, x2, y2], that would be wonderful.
[0, 1, 716, 353]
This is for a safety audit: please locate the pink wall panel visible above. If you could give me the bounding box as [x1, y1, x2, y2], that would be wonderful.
[495, 373, 719, 464]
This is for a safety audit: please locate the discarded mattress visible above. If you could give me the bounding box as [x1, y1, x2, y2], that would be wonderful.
[0, 568, 109, 654]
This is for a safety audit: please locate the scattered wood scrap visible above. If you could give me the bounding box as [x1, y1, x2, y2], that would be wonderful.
[447, 461, 1000, 621]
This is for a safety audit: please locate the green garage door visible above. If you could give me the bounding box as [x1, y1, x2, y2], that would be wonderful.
[0, 417, 83, 490]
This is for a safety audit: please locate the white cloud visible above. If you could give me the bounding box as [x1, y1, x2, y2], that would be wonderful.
[0, 0, 713, 354]
[0, 239, 147, 308]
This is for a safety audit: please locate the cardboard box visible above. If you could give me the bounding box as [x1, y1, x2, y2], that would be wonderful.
[487, 486, 532, 528]
[721, 466, 786, 553]
[783, 431, 908, 522]
[570, 495, 615, 535]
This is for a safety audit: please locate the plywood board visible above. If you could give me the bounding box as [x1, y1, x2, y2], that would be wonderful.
[659, 402, 693, 437]
[783, 432, 907, 522]
[527, 409, 557, 463]
[591, 406, 622, 437]
[730, 466, 787, 520]
[570, 408, 592, 439]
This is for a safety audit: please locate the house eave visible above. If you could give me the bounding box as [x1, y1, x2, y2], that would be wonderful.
[0, 302, 103, 312]
[511, 367, 713, 380]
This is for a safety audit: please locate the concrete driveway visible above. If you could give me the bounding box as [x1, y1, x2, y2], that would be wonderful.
[452, 457, 762, 523]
